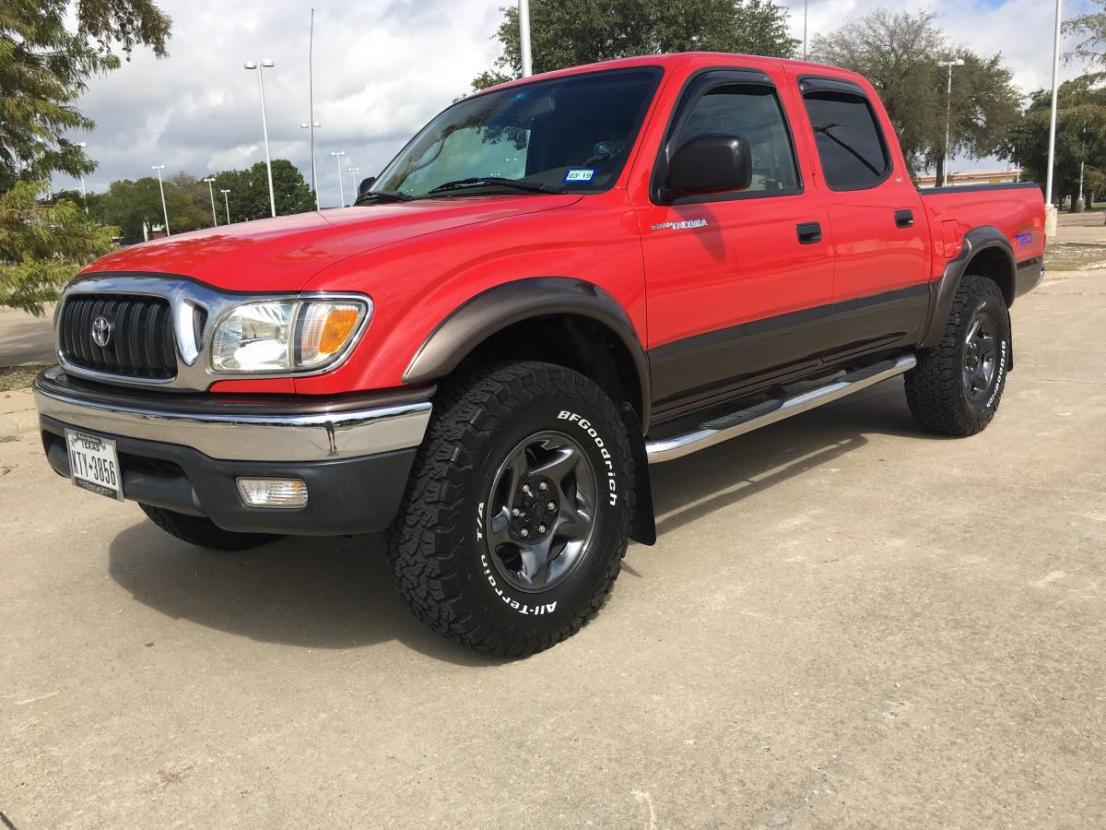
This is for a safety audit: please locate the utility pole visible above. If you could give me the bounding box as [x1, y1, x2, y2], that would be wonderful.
[244, 58, 277, 217]
[152, 164, 170, 236]
[519, 0, 533, 77]
[203, 177, 218, 225]
[938, 58, 965, 187]
[1045, 0, 1062, 234]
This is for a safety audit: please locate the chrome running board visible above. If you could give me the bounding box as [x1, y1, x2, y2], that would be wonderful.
[646, 354, 917, 464]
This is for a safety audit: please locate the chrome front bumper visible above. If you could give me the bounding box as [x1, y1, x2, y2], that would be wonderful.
[33, 368, 432, 463]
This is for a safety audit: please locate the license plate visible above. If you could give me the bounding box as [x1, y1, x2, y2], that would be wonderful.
[65, 429, 123, 500]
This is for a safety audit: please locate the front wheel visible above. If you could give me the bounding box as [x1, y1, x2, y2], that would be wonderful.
[389, 361, 634, 658]
[905, 274, 1011, 436]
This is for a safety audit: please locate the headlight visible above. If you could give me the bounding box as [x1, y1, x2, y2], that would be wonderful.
[211, 297, 370, 373]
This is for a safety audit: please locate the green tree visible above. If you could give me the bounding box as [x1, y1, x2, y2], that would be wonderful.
[811, 11, 1022, 181]
[0, 182, 118, 314]
[1065, 1, 1106, 66]
[0, 0, 170, 311]
[0, 0, 171, 192]
[213, 160, 315, 220]
[473, 0, 798, 90]
[1005, 73, 1106, 209]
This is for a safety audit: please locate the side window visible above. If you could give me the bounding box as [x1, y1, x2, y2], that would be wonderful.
[802, 92, 890, 190]
[669, 84, 800, 195]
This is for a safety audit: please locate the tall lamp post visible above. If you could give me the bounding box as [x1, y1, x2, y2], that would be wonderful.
[220, 188, 232, 224]
[202, 176, 218, 226]
[1045, 0, 1062, 234]
[75, 141, 89, 213]
[330, 150, 347, 206]
[803, 0, 809, 60]
[244, 58, 277, 217]
[939, 58, 965, 187]
[152, 164, 170, 236]
[519, 0, 533, 77]
[301, 121, 321, 210]
[347, 166, 360, 200]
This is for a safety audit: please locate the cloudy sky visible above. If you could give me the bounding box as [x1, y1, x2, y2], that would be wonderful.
[56, 0, 1096, 204]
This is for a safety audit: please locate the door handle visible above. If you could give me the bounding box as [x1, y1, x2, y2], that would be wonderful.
[895, 209, 915, 228]
[796, 222, 822, 244]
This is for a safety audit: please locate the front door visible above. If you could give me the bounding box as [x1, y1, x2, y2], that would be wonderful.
[638, 69, 835, 412]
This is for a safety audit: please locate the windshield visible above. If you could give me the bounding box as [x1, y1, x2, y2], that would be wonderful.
[370, 67, 662, 200]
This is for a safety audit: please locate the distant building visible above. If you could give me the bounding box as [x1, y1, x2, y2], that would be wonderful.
[916, 169, 1023, 188]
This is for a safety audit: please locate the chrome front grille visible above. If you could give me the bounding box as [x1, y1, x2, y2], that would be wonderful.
[58, 294, 177, 380]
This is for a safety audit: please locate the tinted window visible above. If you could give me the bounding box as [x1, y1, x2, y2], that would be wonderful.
[373, 68, 661, 198]
[802, 92, 889, 190]
[669, 84, 799, 195]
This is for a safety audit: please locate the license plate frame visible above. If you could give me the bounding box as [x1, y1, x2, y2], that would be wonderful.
[65, 429, 124, 501]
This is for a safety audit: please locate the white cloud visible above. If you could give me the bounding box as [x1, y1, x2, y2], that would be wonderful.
[57, 0, 1096, 197]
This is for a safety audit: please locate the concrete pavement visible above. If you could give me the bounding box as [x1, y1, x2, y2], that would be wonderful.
[2, 249, 1104, 827]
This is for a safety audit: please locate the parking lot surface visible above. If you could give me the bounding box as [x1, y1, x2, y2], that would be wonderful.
[2, 245, 1104, 827]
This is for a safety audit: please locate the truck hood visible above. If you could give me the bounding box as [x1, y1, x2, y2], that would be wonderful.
[81, 195, 582, 291]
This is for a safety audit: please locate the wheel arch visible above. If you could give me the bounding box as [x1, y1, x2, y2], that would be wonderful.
[403, 277, 657, 546]
[921, 226, 1016, 350]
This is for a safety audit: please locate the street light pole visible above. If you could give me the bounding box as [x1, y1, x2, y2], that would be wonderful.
[330, 151, 346, 206]
[220, 189, 232, 224]
[202, 176, 218, 226]
[347, 166, 360, 200]
[244, 58, 277, 218]
[307, 8, 320, 210]
[939, 58, 965, 188]
[803, 0, 809, 61]
[301, 121, 321, 211]
[152, 164, 170, 236]
[1045, 0, 1062, 217]
[519, 0, 533, 77]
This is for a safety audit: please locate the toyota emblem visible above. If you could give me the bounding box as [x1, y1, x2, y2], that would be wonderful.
[91, 315, 112, 348]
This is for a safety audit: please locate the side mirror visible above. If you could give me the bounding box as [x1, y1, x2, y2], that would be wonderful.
[357, 176, 377, 200]
[666, 135, 752, 197]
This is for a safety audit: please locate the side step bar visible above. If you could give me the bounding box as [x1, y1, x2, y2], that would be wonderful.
[646, 354, 917, 464]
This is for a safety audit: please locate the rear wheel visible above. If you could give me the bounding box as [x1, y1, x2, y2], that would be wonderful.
[389, 361, 634, 658]
[139, 504, 279, 551]
[905, 274, 1011, 436]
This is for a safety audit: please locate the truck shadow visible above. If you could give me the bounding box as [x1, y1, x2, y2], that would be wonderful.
[107, 379, 930, 662]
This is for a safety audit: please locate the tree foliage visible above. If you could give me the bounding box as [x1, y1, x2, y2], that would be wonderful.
[1064, 0, 1106, 67]
[92, 161, 316, 244]
[473, 0, 798, 90]
[0, 182, 118, 315]
[0, 0, 171, 193]
[1005, 73, 1106, 208]
[811, 11, 1022, 181]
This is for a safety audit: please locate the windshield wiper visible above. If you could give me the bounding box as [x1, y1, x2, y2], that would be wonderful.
[354, 189, 414, 205]
[427, 177, 555, 195]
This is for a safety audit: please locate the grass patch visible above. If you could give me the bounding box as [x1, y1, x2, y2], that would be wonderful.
[0, 364, 48, 392]
[1045, 243, 1106, 271]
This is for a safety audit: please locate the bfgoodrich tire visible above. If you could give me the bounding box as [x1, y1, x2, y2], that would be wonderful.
[389, 361, 635, 658]
[905, 274, 1011, 436]
[140, 504, 280, 551]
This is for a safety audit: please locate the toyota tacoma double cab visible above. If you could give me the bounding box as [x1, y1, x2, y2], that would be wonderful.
[35, 53, 1045, 656]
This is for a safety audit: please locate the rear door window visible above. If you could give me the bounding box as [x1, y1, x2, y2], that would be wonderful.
[801, 92, 890, 191]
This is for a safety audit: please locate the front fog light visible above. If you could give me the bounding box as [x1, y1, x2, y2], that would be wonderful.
[236, 477, 309, 508]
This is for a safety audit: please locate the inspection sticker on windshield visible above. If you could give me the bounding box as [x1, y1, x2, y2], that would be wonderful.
[563, 168, 595, 183]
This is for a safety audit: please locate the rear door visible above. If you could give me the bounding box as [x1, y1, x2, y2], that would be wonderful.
[795, 76, 930, 355]
[638, 68, 835, 410]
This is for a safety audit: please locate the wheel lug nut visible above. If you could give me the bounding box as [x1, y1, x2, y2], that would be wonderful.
[547, 501, 555, 511]
[538, 524, 546, 533]
[522, 484, 532, 496]
[512, 507, 520, 517]
[520, 528, 529, 538]
[539, 482, 548, 491]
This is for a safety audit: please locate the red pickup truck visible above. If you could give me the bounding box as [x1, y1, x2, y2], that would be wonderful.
[35, 53, 1045, 656]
